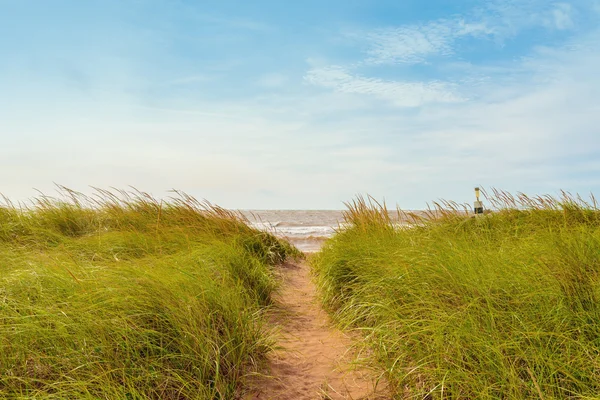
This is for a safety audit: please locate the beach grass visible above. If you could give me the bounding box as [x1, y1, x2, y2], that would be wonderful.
[312, 190, 600, 399]
[0, 186, 300, 399]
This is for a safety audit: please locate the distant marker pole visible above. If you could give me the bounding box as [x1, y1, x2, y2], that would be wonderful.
[474, 187, 484, 215]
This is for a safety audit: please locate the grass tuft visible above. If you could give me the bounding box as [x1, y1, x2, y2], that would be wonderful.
[313, 189, 600, 399]
[0, 186, 299, 399]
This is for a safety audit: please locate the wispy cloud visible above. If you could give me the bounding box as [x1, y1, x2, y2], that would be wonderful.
[545, 3, 575, 30]
[304, 66, 463, 107]
[362, 22, 455, 65]
[357, 19, 494, 65]
[296, 15, 600, 201]
[479, 0, 585, 36]
[344, 0, 583, 68]
[1, 0, 599, 208]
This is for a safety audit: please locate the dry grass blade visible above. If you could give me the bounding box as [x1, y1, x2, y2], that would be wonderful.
[313, 189, 600, 399]
[0, 185, 300, 399]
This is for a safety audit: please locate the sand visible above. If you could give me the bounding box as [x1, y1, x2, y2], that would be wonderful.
[245, 261, 389, 399]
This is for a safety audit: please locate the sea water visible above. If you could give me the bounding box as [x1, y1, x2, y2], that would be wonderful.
[241, 210, 345, 253]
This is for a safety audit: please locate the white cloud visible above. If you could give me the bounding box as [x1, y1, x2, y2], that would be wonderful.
[480, 0, 583, 36]
[304, 66, 464, 107]
[2, 0, 599, 209]
[2, 34, 599, 209]
[345, 10, 523, 67]
[295, 28, 600, 205]
[352, 18, 496, 66]
[363, 22, 454, 65]
[455, 20, 496, 36]
[353, 0, 581, 67]
[546, 3, 575, 30]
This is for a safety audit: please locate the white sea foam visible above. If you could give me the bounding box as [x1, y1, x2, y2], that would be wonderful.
[240, 210, 345, 252]
[249, 224, 337, 238]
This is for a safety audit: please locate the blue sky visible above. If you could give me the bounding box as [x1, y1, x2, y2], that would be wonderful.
[1, 0, 599, 209]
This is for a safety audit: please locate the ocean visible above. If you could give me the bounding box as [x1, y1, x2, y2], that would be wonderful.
[241, 210, 345, 252]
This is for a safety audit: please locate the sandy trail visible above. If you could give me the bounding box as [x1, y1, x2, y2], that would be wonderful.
[245, 261, 388, 400]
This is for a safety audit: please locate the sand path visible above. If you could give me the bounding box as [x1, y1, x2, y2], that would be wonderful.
[245, 261, 388, 400]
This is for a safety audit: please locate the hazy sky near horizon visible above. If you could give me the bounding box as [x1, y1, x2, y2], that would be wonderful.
[1, 0, 599, 209]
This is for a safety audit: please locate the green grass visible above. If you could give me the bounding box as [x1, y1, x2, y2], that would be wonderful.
[0, 186, 300, 399]
[312, 191, 600, 399]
